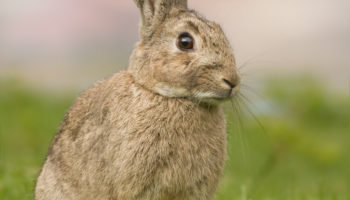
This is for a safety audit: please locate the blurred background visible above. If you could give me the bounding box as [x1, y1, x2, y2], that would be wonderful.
[0, 0, 349, 199]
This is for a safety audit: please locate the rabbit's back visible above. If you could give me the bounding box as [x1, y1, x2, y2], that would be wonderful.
[36, 71, 227, 200]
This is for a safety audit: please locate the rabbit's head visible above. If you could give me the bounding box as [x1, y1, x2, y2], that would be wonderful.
[130, 0, 240, 105]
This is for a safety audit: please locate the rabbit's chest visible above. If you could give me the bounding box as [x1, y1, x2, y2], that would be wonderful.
[123, 118, 226, 192]
[112, 100, 227, 197]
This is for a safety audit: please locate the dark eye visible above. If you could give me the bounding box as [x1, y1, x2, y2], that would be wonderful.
[177, 32, 194, 51]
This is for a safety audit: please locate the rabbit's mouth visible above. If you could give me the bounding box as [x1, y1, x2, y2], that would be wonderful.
[191, 89, 238, 105]
[153, 82, 239, 105]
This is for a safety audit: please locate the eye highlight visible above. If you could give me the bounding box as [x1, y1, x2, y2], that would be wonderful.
[177, 32, 194, 51]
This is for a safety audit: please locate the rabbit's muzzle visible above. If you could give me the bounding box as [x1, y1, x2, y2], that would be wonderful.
[190, 72, 240, 104]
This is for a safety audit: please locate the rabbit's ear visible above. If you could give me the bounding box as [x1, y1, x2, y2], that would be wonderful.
[134, 0, 188, 40]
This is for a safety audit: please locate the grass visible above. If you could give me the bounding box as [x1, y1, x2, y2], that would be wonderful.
[0, 76, 349, 200]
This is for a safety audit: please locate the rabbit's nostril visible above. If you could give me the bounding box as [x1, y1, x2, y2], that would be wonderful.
[222, 79, 236, 89]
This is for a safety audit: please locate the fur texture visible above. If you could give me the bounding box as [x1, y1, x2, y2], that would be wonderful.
[35, 0, 240, 199]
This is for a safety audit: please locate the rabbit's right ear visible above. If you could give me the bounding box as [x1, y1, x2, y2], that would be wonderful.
[134, 0, 188, 40]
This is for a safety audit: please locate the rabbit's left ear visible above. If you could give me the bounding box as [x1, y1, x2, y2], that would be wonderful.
[134, 0, 188, 40]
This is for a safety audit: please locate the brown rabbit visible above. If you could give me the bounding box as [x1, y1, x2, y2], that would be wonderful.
[35, 0, 241, 199]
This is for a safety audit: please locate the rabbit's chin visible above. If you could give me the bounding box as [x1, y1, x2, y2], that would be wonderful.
[191, 91, 234, 105]
[154, 83, 233, 105]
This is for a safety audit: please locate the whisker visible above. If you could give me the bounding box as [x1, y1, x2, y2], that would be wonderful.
[237, 93, 267, 135]
[237, 46, 278, 72]
[240, 84, 260, 95]
[230, 98, 248, 162]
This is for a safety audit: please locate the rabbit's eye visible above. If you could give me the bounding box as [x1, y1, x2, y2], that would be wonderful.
[177, 32, 194, 51]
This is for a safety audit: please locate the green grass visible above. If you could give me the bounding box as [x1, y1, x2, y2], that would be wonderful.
[0, 80, 74, 200]
[0, 76, 349, 200]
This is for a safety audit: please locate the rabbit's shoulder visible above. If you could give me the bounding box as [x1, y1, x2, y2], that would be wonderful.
[48, 71, 134, 147]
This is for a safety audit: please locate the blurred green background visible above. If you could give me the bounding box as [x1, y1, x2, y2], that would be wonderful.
[0, 75, 349, 200]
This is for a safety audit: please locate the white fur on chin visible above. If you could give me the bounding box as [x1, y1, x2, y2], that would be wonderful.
[154, 83, 190, 98]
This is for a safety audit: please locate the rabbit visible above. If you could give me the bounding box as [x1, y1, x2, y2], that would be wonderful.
[35, 0, 241, 199]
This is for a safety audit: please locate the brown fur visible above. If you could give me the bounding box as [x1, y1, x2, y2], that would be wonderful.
[35, 0, 240, 199]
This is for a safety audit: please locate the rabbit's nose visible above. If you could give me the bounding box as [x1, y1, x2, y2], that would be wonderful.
[222, 78, 236, 89]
